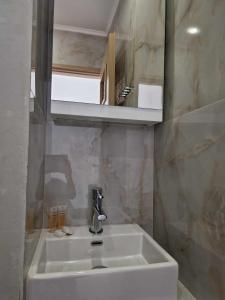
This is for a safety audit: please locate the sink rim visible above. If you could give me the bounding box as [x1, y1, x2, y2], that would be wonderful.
[28, 224, 178, 280]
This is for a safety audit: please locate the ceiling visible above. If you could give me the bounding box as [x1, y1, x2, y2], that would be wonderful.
[54, 0, 120, 37]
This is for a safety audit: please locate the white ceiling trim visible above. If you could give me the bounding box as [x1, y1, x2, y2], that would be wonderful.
[54, 0, 120, 37]
[54, 24, 107, 37]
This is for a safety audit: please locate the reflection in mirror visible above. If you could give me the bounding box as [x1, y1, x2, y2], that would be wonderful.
[25, 0, 54, 276]
[52, 0, 165, 110]
[30, 0, 37, 102]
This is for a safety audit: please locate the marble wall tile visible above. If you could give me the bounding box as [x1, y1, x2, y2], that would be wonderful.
[24, 0, 54, 289]
[45, 122, 154, 235]
[164, 0, 225, 121]
[155, 99, 225, 300]
[99, 125, 154, 233]
[45, 123, 101, 225]
[53, 30, 106, 69]
[155, 1, 225, 298]
[24, 101, 46, 277]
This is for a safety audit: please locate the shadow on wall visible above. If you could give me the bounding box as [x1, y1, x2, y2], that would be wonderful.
[26, 160, 45, 233]
[45, 155, 76, 225]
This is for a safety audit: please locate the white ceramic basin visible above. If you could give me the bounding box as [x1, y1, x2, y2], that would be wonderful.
[27, 224, 178, 300]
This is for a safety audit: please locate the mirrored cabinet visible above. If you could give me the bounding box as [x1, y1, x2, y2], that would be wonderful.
[50, 0, 165, 125]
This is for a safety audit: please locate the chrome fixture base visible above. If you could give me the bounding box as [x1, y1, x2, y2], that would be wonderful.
[89, 228, 103, 234]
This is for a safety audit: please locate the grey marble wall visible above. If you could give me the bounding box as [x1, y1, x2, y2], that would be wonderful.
[53, 30, 106, 69]
[45, 122, 154, 235]
[24, 102, 46, 277]
[24, 0, 54, 291]
[155, 1, 225, 299]
[113, 0, 165, 107]
[0, 0, 33, 299]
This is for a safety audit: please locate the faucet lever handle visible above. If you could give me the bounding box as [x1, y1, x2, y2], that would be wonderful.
[98, 214, 107, 221]
[97, 189, 104, 200]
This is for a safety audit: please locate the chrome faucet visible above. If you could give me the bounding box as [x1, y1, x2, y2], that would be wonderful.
[89, 187, 107, 234]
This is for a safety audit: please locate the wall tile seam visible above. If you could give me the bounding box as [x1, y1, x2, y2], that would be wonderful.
[161, 96, 225, 126]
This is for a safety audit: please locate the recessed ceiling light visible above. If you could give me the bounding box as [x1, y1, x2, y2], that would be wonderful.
[187, 26, 201, 35]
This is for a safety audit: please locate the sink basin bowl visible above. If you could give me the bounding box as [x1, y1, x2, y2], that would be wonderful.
[27, 224, 178, 300]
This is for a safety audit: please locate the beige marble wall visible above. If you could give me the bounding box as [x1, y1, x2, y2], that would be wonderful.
[155, 100, 225, 299]
[53, 30, 106, 69]
[45, 122, 154, 235]
[164, 0, 225, 121]
[155, 1, 225, 299]
[113, 0, 165, 107]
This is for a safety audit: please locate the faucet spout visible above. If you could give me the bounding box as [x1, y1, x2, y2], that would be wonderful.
[89, 187, 107, 234]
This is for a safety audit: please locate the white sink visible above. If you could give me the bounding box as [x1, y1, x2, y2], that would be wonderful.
[27, 224, 178, 300]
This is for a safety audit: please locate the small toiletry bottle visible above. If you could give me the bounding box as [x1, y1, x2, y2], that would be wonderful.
[57, 205, 67, 229]
[48, 207, 58, 232]
[26, 209, 34, 234]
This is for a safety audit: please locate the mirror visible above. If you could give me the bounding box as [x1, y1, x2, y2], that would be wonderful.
[30, 0, 37, 107]
[52, 0, 165, 110]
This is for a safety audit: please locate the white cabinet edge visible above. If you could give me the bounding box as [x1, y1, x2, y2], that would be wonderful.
[50, 100, 163, 125]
